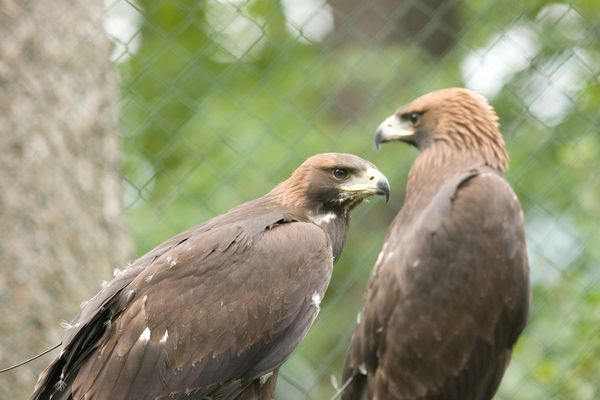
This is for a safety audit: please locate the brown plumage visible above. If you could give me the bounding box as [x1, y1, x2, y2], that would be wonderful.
[342, 88, 530, 400]
[31, 153, 390, 400]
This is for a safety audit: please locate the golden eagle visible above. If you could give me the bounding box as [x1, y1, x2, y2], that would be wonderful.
[342, 89, 530, 400]
[32, 153, 390, 400]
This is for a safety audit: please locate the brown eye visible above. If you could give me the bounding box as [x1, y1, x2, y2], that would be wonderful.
[408, 112, 421, 124]
[332, 167, 349, 180]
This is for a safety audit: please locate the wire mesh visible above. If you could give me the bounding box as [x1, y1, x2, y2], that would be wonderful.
[1, 0, 598, 398]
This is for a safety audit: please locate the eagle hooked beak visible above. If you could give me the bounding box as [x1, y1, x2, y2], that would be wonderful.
[375, 115, 415, 148]
[341, 166, 390, 202]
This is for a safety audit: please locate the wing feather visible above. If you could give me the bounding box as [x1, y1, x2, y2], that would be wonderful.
[34, 211, 333, 400]
[343, 170, 529, 399]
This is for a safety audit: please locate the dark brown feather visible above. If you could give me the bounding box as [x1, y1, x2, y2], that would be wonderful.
[343, 89, 530, 400]
[32, 153, 388, 400]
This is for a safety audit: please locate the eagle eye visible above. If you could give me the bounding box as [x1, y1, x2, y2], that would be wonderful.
[332, 167, 349, 180]
[408, 112, 421, 125]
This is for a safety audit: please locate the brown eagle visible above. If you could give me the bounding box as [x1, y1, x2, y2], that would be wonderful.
[32, 153, 390, 400]
[341, 89, 530, 400]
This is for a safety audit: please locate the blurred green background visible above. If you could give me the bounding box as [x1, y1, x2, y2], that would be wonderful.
[105, 0, 599, 398]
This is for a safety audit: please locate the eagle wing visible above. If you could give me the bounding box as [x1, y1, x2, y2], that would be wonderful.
[33, 213, 333, 400]
[343, 170, 530, 399]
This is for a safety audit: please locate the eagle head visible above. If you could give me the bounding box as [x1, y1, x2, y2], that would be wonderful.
[270, 153, 390, 215]
[374, 88, 508, 172]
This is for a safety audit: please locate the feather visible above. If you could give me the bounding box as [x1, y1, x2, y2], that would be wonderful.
[343, 89, 530, 400]
[31, 153, 389, 400]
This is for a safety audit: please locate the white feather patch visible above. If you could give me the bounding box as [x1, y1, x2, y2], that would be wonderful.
[375, 250, 385, 266]
[358, 363, 367, 375]
[310, 212, 337, 225]
[139, 327, 151, 342]
[59, 320, 73, 330]
[160, 329, 169, 344]
[166, 255, 177, 268]
[259, 371, 273, 386]
[311, 291, 322, 307]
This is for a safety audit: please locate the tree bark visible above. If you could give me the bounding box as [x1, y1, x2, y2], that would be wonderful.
[324, 0, 458, 121]
[0, 1, 130, 397]
[327, 0, 457, 57]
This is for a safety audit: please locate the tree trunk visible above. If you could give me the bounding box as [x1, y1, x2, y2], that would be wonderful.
[327, 0, 458, 57]
[324, 0, 458, 121]
[0, 1, 130, 397]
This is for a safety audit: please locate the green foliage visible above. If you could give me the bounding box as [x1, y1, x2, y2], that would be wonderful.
[114, 0, 599, 398]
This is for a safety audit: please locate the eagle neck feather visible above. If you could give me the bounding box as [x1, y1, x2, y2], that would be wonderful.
[316, 213, 348, 262]
[427, 90, 508, 172]
[401, 146, 499, 224]
[266, 173, 349, 263]
[267, 169, 310, 208]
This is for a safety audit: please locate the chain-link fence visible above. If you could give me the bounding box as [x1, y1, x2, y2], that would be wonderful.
[1, 0, 598, 398]
[106, 1, 600, 398]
